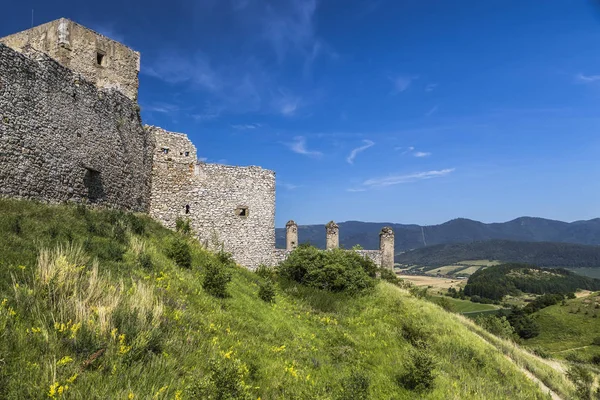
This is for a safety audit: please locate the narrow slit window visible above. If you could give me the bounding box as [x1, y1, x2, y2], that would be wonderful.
[184, 151, 190, 157]
[161, 148, 169, 155]
[185, 205, 190, 214]
[96, 52, 105, 66]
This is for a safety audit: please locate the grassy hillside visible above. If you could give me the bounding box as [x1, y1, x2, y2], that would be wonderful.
[0, 199, 571, 399]
[526, 292, 600, 362]
[396, 240, 600, 269]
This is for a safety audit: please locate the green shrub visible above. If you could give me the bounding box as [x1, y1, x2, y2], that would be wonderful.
[277, 246, 376, 294]
[379, 268, 402, 286]
[175, 217, 192, 235]
[255, 264, 277, 281]
[474, 315, 516, 340]
[185, 357, 253, 400]
[339, 371, 370, 400]
[567, 365, 594, 399]
[137, 252, 153, 270]
[396, 349, 436, 392]
[409, 285, 429, 299]
[127, 214, 146, 235]
[166, 238, 192, 269]
[11, 214, 23, 235]
[435, 296, 455, 312]
[258, 280, 276, 303]
[591, 355, 600, 365]
[592, 337, 600, 346]
[203, 262, 232, 298]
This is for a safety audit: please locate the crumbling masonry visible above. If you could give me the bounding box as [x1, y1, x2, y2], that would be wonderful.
[0, 18, 394, 269]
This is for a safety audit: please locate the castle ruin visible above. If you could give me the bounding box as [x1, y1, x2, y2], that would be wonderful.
[0, 18, 394, 270]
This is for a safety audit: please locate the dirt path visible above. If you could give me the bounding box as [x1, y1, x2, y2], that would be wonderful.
[553, 345, 590, 354]
[500, 354, 563, 400]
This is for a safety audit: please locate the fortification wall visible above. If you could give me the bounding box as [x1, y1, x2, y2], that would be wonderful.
[0, 44, 153, 212]
[149, 127, 276, 269]
[0, 18, 140, 100]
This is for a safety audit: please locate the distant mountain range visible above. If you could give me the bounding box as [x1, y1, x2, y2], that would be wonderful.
[275, 217, 600, 256]
[396, 240, 600, 268]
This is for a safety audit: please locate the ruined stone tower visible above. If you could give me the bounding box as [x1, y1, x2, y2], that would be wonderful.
[380, 227, 395, 269]
[0, 18, 140, 100]
[286, 220, 298, 251]
[325, 221, 339, 250]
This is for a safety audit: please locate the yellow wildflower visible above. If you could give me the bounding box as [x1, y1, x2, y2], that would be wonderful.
[154, 385, 168, 398]
[57, 385, 68, 395]
[1, 298, 7, 307]
[223, 350, 233, 359]
[271, 345, 286, 353]
[128, 393, 135, 400]
[174, 391, 183, 400]
[67, 373, 78, 383]
[70, 322, 81, 339]
[57, 356, 73, 367]
[18, 265, 26, 270]
[119, 334, 131, 355]
[111, 328, 118, 340]
[8, 307, 16, 317]
[48, 382, 59, 398]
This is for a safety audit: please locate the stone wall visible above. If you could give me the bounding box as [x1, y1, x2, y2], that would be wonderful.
[354, 250, 383, 266]
[0, 44, 153, 212]
[0, 18, 140, 100]
[148, 127, 276, 269]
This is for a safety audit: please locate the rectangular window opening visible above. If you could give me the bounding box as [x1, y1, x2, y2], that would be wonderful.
[235, 207, 249, 218]
[96, 52, 105, 66]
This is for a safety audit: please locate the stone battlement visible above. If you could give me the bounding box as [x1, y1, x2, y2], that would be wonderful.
[280, 220, 394, 269]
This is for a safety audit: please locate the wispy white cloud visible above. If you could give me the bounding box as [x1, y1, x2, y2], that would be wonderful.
[576, 73, 600, 83]
[262, 0, 318, 62]
[425, 105, 439, 117]
[346, 140, 375, 164]
[278, 181, 300, 190]
[273, 93, 301, 116]
[391, 75, 418, 93]
[396, 146, 431, 157]
[362, 168, 455, 188]
[143, 103, 181, 115]
[144, 52, 220, 90]
[346, 188, 367, 192]
[285, 136, 323, 157]
[425, 83, 438, 92]
[231, 123, 262, 130]
[414, 151, 431, 158]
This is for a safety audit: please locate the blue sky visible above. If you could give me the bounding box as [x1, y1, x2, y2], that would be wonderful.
[3, 1, 600, 227]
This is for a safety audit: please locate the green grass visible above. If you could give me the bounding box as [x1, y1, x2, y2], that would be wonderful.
[430, 295, 499, 313]
[526, 292, 600, 360]
[0, 199, 561, 399]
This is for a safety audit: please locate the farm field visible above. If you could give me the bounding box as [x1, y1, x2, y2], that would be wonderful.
[423, 260, 502, 278]
[398, 274, 465, 291]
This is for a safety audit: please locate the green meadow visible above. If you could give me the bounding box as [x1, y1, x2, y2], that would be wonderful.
[0, 199, 572, 399]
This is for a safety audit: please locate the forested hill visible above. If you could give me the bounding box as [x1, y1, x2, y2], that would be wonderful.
[275, 217, 600, 251]
[464, 264, 600, 301]
[395, 240, 600, 268]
